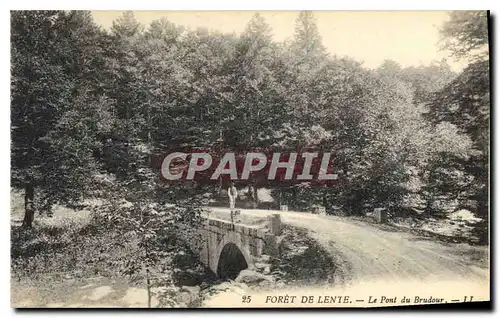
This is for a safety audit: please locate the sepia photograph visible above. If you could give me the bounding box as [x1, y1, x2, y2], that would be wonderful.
[10, 10, 490, 308]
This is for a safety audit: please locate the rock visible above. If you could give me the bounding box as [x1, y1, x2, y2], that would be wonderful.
[176, 291, 193, 305]
[209, 281, 232, 292]
[176, 286, 201, 306]
[257, 254, 271, 262]
[174, 286, 202, 307]
[151, 286, 170, 295]
[78, 283, 95, 290]
[263, 266, 271, 275]
[259, 280, 273, 288]
[180, 285, 200, 295]
[235, 269, 274, 286]
[220, 282, 233, 289]
[449, 209, 482, 223]
[254, 262, 267, 269]
[276, 281, 286, 288]
[233, 282, 248, 290]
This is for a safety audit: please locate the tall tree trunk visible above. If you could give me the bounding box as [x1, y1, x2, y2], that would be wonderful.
[145, 246, 152, 308]
[22, 182, 35, 228]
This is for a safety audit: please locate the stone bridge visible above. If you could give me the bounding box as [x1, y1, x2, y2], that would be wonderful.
[196, 214, 282, 279]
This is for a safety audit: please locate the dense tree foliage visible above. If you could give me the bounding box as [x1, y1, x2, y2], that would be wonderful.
[11, 11, 110, 226]
[427, 11, 490, 227]
[11, 10, 489, 229]
[440, 11, 489, 61]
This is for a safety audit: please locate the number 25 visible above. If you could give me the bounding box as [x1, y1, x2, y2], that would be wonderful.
[242, 296, 252, 303]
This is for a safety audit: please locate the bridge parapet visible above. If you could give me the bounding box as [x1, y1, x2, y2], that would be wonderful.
[205, 218, 268, 238]
[197, 213, 282, 278]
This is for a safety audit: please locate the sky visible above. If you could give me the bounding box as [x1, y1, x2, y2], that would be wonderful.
[91, 11, 467, 72]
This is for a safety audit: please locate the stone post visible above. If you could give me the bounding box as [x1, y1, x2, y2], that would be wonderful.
[374, 208, 388, 223]
[267, 213, 282, 236]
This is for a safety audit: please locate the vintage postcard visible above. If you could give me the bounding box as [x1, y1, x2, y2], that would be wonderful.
[10, 10, 490, 308]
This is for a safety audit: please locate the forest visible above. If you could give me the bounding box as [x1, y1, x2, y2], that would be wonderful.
[11, 10, 489, 223]
[10, 11, 490, 306]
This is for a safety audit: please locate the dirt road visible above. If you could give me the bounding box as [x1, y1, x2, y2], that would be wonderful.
[209, 208, 489, 284]
[12, 207, 489, 308]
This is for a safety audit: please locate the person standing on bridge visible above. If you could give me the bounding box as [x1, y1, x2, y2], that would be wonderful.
[228, 181, 239, 228]
[228, 181, 238, 211]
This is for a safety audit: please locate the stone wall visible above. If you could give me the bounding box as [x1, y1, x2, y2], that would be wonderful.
[196, 215, 281, 276]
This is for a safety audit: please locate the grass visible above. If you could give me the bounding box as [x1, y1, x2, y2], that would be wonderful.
[10, 189, 210, 308]
[272, 225, 341, 286]
[10, 201, 134, 307]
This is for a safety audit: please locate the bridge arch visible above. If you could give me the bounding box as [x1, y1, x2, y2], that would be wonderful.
[213, 233, 254, 279]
